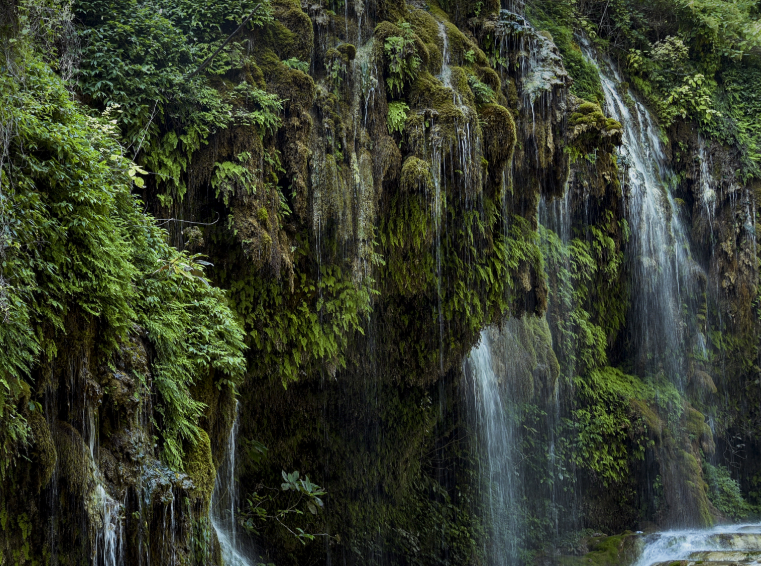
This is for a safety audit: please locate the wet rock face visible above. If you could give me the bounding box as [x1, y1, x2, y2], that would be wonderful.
[14, 0, 761, 562]
[0, 330, 233, 566]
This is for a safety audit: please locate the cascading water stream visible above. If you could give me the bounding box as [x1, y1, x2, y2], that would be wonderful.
[463, 329, 523, 566]
[86, 406, 125, 566]
[211, 404, 257, 566]
[586, 46, 703, 386]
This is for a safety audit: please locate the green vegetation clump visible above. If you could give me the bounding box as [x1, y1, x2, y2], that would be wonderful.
[0, 9, 246, 473]
[186, 430, 216, 508]
[703, 461, 751, 519]
[387, 101, 410, 135]
[376, 21, 426, 96]
[74, 0, 282, 205]
[527, 0, 761, 179]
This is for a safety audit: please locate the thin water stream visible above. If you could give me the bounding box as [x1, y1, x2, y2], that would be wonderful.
[463, 329, 522, 566]
[211, 405, 258, 566]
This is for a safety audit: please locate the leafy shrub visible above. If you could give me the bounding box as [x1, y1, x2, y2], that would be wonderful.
[703, 462, 751, 519]
[383, 22, 422, 96]
[283, 57, 309, 72]
[74, 0, 281, 205]
[0, 17, 246, 472]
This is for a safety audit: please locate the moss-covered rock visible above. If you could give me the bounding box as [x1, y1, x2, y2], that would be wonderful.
[569, 100, 623, 152]
[479, 103, 516, 197]
[28, 410, 56, 492]
[400, 156, 434, 192]
[186, 430, 216, 510]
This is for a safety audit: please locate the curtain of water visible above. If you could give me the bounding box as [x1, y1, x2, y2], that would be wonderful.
[587, 48, 703, 386]
[463, 329, 522, 565]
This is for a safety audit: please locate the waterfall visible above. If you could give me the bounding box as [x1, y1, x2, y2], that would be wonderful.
[86, 406, 125, 566]
[463, 329, 523, 565]
[94, 485, 124, 566]
[586, 46, 702, 386]
[211, 405, 257, 566]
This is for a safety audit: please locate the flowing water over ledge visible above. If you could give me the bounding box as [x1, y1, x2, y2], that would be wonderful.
[634, 523, 761, 566]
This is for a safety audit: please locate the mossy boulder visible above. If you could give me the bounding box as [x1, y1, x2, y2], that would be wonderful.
[374, 21, 431, 86]
[54, 421, 96, 498]
[408, 7, 443, 73]
[258, 49, 316, 112]
[479, 103, 516, 189]
[569, 100, 623, 152]
[337, 43, 356, 61]
[400, 156, 434, 193]
[685, 407, 715, 456]
[28, 410, 56, 492]
[261, 0, 314, 63]
[556, 532, 643, 566]
[186, 430, 216, 510]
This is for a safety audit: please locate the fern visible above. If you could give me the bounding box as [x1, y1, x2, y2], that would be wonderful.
[387, 101, 410, 135]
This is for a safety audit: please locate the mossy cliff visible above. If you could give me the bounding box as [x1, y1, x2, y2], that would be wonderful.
[3, 0, 761, 564]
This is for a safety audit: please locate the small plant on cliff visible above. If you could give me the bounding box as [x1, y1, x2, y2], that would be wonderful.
[387, 101, 409, 135]
[467, 75, 496, 104]
[383, 22, 421, 96]
[243, 470, 328, 544]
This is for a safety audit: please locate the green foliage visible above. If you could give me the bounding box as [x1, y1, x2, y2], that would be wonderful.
[211, 151, 259, 205]
[74, 0, 281, 204]
[709, 64, 761, 180]
[570, 368, 651, 484]
[467, 75, 496, 104]
[525, 0, 605, 104]
[227, 260, 373, 386]
[0, 17, 245, 472]
[443, 212, 541, 338]
[383, 22, 422, 96]
[537, 0, 761, 178]
[540, 215, 627, 377]
[703, 461, 751, 519]
[282, 57, 309, 73]
[243, 470, 327, 544]
[387, 101, 410, 135]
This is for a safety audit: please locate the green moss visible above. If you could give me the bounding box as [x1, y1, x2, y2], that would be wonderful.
[684, 407, 715, 456]
[258, 49, 316, 112]
[569, 101, 622, 153]
[186, 430, 216, 509]
[336, 43, 356, 61]
[477, 66, 501, 95]
[400, 156, 434, 192]
[27, 411, 56, 492]
[408, 7, 443, 73]
[262, 0, 314, 62]
[558, 532, 642, 566]
[54, 422, 95, 497]
[408, 7, 440, 46]
[479, 103, 516, 182]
